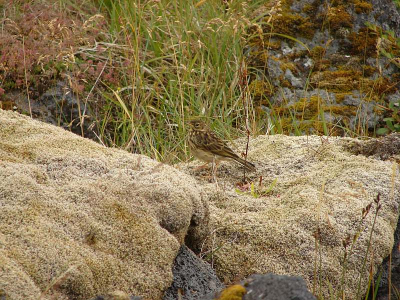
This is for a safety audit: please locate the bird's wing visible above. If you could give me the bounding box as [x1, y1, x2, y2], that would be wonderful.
[202, 131, 240, 159]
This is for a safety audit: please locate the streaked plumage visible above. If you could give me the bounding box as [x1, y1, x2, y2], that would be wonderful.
[188, 119, 256, 172]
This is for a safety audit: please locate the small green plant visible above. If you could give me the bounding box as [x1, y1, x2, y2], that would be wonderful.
[337, 194, 382, 300]
[235, 177, 277, 198]
[376, 100, 400, 135]
[312, 193, 385, 300]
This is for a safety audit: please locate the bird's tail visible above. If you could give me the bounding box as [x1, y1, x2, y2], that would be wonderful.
[234, 156, 256, 172]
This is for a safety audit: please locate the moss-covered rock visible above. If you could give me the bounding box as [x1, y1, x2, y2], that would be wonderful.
[0, 109, 209, 300]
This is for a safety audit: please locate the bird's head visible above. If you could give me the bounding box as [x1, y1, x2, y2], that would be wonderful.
[188, 118, 207, 131]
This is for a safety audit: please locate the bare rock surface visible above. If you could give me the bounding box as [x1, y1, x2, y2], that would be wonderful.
[162, 245, 224, 300]
[179, 134, 400, 299]
[242, 273, 316, 300]
[0, 109, 209, 300]
[203, 273, 316, 300]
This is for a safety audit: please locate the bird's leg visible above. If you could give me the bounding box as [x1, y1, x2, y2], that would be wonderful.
[211, 158, 219, 184]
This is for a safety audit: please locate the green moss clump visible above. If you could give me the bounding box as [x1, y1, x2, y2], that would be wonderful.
[311, 69, 362, 92]
[302, 3, 318, 15]
[310, 67, 394, 99]
[335, 93, 350, 103]
[362, 65, 376, 77]
[347, 28, 378, 56]
[281, 62, 297, 73]
[3, 81, 17, 90]
[265, 40, 282, 50]
[327, 6, 353, 31]
[248, 80, 274, 98]
[366, 77, 395, 95]
[271, 13, 315, 39]
[325, 105, 357, 117]
[311, 47, 331, 70]
[216, 285, 246, 300]
[354, 0, 373, 13]
[0, 100, 16, 110]
[271, 94, 359, 135]
[281, 78, 292, 88]
[313, 59, 331, 71]
[310, 46, 325, 60]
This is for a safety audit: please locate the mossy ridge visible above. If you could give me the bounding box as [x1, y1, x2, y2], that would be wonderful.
[245, 0, 393, 130]
[310, 69, 395, 98]
[271, 95, 358, 134]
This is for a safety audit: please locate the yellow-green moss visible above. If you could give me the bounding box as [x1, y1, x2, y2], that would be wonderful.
[216, 285, 246, 300]
[331, 0, 349, 6]
[313, 59, 331, 71]
[248, 80, 275, 98]
[362, 65, 376, 77]
[310, 67, 395, 97]
[326, 6, 353, 31]
[311, 46, 330, 70]
[247, 49, 270, 65]
[354, 0, 373, 13]
[366, 76, 395, 95]
[281, 62, 298, 73]
[272, 95, 358, 134]
[302, 2, 318, 15]
[280, 78, 292, 88]
[298, 21, 316, 38]
[311, 69, 362, 92]
[347, 28, 378, 56]
[265, 40, 282, 50]
[272, 96, 322, 120]
[271, 13, 315, 39]
[0, 100, 16, 110]
[325, 105, 357, 116]
[335, 93, 351, 103]
[310, 46, 326, 60]
[296, 96, 322, 118]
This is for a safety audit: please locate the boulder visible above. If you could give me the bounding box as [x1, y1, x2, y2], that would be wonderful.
[203, 273, 316, 300]
[0, 109, 209, 300]
[241, 273, 316, 300]
[163, 245, 224, 300]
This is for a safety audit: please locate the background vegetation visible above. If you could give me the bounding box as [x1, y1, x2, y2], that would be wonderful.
[1, 0, 399, 163]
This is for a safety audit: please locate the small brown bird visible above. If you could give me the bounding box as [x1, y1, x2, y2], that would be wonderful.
[187, 119, 256, 172]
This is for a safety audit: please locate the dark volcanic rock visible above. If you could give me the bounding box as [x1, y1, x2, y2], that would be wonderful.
[203, 273, 316, 300]
[242, 274, 316, 300]
[91, 295, 141, 300]
[10, 81, 96, 139]
[163, 245, 224, 300]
